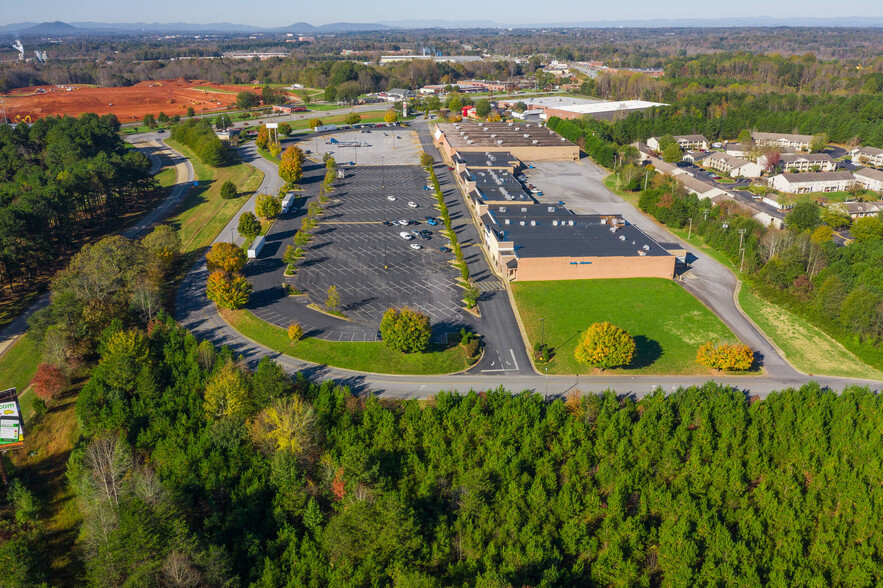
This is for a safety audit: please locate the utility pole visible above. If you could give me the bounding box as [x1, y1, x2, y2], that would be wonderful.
[687, 217, 693, 240]
[644, 170, 649, 191]
[738, 228, 747, 273]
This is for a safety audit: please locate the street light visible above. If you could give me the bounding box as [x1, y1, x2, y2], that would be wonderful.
[687, 217, 693, 240]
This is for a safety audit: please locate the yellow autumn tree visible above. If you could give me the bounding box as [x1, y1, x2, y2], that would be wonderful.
[204, 361, 252, 419]
[250, 395, 316, 456]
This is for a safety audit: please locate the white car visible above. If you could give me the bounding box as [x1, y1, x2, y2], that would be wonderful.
[409, 243, 422, 250]
[399, 232, 414, 240]
[387, 195, 397, 201]
[407, 201, 418, 208]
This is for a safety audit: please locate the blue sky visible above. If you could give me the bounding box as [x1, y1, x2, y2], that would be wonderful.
[3, 0, 881, 26]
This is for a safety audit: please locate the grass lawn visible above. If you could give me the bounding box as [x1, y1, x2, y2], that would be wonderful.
[0, 333, 41, 400]
[221, 308, 470, 375]
[164, 139, 263, 256]
[512, 278, 740, 375]
[603, 173, 641, 206]
[10, 383, 84, 584]
[738, 286, 883, 380]
[287, 111, 390, 131]
[154, 166, 176, 189]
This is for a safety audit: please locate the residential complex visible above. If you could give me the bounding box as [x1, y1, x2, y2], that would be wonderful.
[704, 152, 763, 178]
[850, 146, 883, 168]
[751, 132, 814, 151]
[768, 171, 855, 193]
[647, 134, 709, 151]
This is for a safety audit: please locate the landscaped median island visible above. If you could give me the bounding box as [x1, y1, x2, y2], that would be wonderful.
[738, 286, 883, 380]
[219, 308, 470, 375]
[512, 278, 747, 375]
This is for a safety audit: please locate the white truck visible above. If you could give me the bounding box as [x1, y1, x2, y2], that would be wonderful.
[248, 235, 266, 259]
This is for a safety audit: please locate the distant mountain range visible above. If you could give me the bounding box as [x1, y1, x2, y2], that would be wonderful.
[1, 17, 882, 37]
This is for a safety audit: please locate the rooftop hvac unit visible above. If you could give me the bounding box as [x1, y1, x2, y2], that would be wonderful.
[532, 140, 539, 144]
[553, 220, 558, 226]
[548, 207, 555, 212]
[561, 138, 566, 141]
[520, 220, 525, 226]
[504, 218, 510, 224]
[496, 140, 503, 144]
[530, 220, 536, 226]
[467, 140, 473, 144]
[490, 134, 496, 138]
[524, 134, 530, 138]
[643, 244, 650, 251]
[508, 122, 514, 126]
[499, 206, 506, 212]
[619, 235, 626, 241]
[514, 127, 520, 131]
[638, 250, 647, 256]
[632, 241, 636, 245]
[522, 207, 528, 212]
[568, 220, 574, 226]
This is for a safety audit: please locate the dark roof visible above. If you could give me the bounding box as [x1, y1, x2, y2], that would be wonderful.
[485, 210, 671, 259]
[465, 168, 533, 203]
[453, 151, 519, 167]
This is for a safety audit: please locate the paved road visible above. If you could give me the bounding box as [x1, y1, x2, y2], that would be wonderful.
[0, 132, 191, 360]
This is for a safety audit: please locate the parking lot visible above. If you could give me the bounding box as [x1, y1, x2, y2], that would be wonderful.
[303, 128, 421, 166]
[292, 165, 463, 328]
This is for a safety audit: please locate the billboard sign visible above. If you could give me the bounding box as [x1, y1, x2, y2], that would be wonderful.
[0, 388, 24, 448]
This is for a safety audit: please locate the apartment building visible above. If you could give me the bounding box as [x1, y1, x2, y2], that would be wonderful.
[704, 152, 763, 178]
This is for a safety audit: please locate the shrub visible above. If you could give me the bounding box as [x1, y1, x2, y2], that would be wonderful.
[573, 322, 636, 369]
[463, 338, 480, 358]
[288, 322, 303, 341]
[380, 307, 432, 353]
[220, 180, 238, 200]
[696, 341, 754, 371]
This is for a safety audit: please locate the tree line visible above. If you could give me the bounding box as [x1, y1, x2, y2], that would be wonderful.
[8, 316, 882, 585]
[0, 114, 155, 293]
[169, 119, 232, 166]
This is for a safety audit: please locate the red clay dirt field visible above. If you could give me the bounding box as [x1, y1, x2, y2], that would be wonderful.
[1, 78, 290, 123]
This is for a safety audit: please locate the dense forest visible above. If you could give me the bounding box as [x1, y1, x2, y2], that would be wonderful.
[0, 115, 156, 292]
[4, 314, 883, 585]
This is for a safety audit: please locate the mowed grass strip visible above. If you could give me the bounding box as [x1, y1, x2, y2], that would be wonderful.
[738, 286, 883, 380]
[511, 278, 737, 375]
[221, 308, 469, 375]
[0, 333, 40, 400]
[164, 138, 263, 255]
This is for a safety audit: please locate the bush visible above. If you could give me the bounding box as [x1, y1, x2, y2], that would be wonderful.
[287, 323, 303, 341]
[573, 322, 636, 369]
[696, 341, 754, 371]
[238, 212, 261, 239]
[220, 180, 238, 200]
[463, 338, 480, 358]
[380, 307, 432, 353]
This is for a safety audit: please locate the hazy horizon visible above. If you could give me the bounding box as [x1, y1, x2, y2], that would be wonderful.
[2, 0, 883, 28]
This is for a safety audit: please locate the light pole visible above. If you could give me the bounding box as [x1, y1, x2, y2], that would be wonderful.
[738, 228, 747, 273]
[687, 217, 693, 240]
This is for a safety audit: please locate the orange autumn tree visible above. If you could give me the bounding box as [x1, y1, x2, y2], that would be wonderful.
[696, 341, 753, 371]
[279, 146, 304, 184]
[573, 322, 636, 369]
[206, 242, 247, 274]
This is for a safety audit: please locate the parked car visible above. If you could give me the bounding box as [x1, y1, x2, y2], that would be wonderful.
[408, 201, 418, 208]
[426, 218, 438, 226]
[419, 234, 431, 240]
[410, 229, 421, 236]
[438, 246, 450, 253]
[387, 195, 397, 201]
[409, 243, 422, 250]
[399, 232, 414, 240]
[382, 220, 393, 226]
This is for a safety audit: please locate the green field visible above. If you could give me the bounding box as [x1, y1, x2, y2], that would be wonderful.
[0, 333, 41, 401]
[163, 139, 263, 255]
[222, 309, 470, 375]
[511, 278, 739, 375]
[738, 286, 883, 380]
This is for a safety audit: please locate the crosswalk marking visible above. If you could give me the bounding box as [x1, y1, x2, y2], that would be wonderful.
[475, 279, 506, 292]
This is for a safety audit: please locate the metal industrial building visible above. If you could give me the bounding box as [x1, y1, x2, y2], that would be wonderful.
[433, 122, 579, 161]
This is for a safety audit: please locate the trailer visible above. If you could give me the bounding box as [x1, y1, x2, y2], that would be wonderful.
[281, 193, 295, 213]
[248, 236, 266, 259]
[314, 124, 338, 132]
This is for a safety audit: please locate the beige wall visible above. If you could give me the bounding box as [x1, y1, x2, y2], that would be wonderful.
[513, 255, 675, 281]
